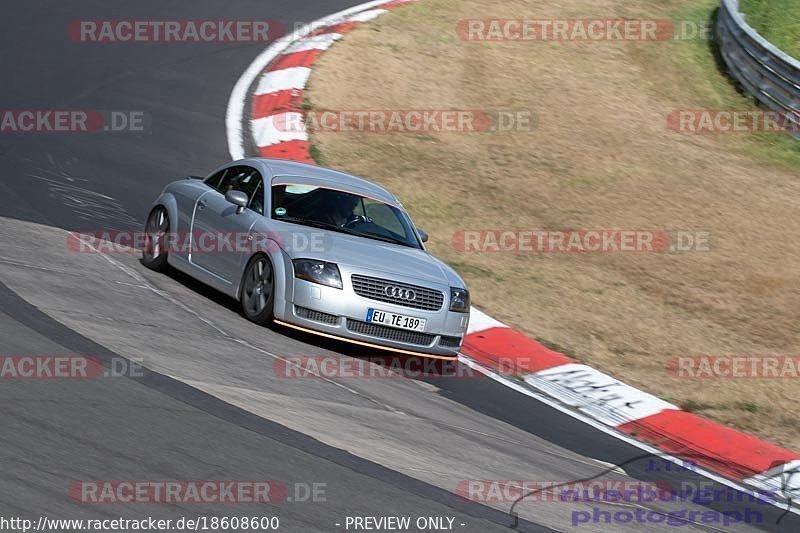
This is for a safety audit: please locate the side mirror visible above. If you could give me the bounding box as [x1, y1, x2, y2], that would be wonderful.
[417, 229, 429, 243]
[225, 190, 249, 214]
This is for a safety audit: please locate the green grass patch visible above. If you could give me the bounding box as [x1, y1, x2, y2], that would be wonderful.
[740, 0, 800, 60]
[679, 399, 714, 413]
[734, 400, 761, 413]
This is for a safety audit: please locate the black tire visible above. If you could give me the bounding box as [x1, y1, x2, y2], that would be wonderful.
[141, 206, 169, 271]
[240, 254, 275, 325]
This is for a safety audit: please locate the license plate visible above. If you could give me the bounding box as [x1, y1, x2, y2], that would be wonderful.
[366, 308, 427, 332]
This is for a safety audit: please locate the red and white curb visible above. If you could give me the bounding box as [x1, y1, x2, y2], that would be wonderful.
[463, 311, 799, 506]
[225, 0, 799, 512]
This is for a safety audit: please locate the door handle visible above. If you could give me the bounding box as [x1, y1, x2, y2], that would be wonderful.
[197, 199, 207, 210]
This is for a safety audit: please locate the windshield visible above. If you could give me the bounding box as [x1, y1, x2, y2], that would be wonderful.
[271, 184, 422, 249]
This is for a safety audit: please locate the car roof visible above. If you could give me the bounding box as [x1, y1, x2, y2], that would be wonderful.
[241, 158, 401, 207]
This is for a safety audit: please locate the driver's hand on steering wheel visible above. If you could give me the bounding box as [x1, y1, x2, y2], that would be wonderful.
[342, 214, 371, 228]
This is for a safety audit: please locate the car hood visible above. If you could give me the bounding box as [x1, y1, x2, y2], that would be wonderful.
[271, 222, 465, 287]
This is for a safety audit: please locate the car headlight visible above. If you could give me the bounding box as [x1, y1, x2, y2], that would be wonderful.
[449, 287, 470, 313]
[293, 259, 343, 289]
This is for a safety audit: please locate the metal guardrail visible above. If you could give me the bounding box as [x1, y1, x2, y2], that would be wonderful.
[716, 0, 800, 138]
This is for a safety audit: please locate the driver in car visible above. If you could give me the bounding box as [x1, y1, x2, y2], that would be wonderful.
[325, 192, 362, 227]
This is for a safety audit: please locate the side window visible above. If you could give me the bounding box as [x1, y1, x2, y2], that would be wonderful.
[204, 168, 229, 189]
[215, 166, 248, 194]
[216, 166, 264, 215]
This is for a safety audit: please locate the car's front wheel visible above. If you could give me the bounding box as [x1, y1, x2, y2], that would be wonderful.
[141, 206, 169, 271]
[240, 254, 275, 325]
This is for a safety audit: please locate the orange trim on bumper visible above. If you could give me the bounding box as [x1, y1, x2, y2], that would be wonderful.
[273, 319, 459, 360]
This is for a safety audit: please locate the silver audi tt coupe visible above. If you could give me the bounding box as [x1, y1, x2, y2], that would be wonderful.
[142, 158, 470, 358]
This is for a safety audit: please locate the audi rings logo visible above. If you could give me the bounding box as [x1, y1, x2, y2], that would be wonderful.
[384, 285, 417, 301]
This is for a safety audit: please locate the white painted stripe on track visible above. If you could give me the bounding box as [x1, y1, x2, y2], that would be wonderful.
[254, 67, 311, 95]
[252, 113, 307, 147]
[528, 363, 678, 427]
[466, 306, 507, 334]
[348, 9, 388, 22]
[743, 459, 800, 503]
[283, 32, 343, 54]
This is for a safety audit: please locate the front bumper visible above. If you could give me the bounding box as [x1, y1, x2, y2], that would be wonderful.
[279, 276, 469, 357]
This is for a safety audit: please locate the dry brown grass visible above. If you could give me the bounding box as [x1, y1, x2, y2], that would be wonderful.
[306, 0, 800, 448]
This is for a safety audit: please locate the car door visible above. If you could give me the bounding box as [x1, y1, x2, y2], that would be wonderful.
[189, 165, 265, 284]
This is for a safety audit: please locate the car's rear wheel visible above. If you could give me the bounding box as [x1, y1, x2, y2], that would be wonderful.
[141, 206, 169, 271]
[241, 254, 275, 325]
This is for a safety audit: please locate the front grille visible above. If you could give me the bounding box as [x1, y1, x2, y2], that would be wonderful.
[439, 336, 463, 348]
[346, 319, 435, 346]
[295, 306, 338, 325]
[351, 274, 444, 311]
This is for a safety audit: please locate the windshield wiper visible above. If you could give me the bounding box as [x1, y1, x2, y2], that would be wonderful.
[358, 231, 414, 247]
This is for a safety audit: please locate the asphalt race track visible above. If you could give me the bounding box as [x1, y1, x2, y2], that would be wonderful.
[1, 1, 798, 532]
